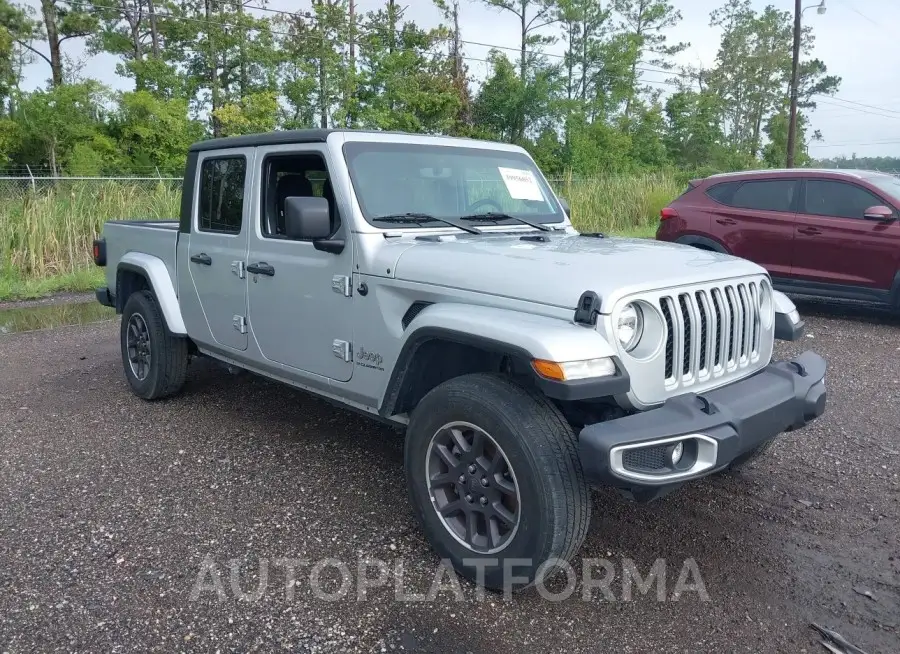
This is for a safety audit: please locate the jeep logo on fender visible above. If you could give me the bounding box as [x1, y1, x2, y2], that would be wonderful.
[356, 346, 384, 371]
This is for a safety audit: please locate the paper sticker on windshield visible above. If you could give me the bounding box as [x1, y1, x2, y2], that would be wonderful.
[498, 167, 544, 201]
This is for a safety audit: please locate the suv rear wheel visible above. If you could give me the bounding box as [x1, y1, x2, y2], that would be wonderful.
[120, 290, 189, 400]
[404, 373, 590, 591]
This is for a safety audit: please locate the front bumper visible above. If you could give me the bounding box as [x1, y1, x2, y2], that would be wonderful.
[579, 351, 826, 499]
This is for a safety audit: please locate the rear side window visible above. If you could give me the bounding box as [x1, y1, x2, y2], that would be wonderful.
[198, 157, 247, 234]
[706, 181, 740, 205]
[803, 180, 885, 219]
[730, 179, 797, 212]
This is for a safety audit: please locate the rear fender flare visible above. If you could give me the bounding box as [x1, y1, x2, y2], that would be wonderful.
[118, 252, 187, 334]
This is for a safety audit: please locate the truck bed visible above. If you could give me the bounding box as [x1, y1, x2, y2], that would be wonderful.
[105, 219, 179, 230]
[102, 219, 180, 296]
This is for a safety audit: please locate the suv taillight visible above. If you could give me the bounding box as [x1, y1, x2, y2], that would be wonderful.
[660, 207, 679, 220]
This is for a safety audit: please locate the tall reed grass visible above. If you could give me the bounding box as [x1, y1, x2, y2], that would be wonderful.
[553, 170, 684, 235]
[0, 182, 181, 282]
[0, 172, 680, 289]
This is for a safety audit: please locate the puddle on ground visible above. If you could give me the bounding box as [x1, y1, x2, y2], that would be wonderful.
[0, 301, 116, 334]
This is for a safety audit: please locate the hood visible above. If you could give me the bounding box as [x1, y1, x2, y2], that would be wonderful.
[392, 233, 767, 312]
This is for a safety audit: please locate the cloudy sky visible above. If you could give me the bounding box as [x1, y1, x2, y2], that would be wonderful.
[18, 0, 900, 160]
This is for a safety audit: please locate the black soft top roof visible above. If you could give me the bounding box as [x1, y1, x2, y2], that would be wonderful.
[188, 129, 336, 152]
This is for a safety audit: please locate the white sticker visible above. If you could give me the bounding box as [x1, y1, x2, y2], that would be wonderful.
[498, 167, 545, 201]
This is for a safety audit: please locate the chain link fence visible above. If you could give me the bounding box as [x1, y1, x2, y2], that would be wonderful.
[0, 174, 184, 197]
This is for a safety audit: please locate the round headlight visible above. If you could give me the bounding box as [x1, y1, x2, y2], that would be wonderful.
[616, 303, 643, 352]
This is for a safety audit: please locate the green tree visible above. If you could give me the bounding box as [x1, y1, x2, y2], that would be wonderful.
[473, 49, 560, 144]
[279, 0, 349, 129]
[0, 0, 32, 107]
[14, 81, 109, 173]
[613, 0, 687, 115]
[478, 0, 560, 141]
[33, 0, 97, 86]
[354, 3, 459, 134]
[108, 90, 203, 172]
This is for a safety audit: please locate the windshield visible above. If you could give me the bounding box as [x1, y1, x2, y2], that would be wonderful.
[863, 173, 900, 203]
[343, 142, 565, 228]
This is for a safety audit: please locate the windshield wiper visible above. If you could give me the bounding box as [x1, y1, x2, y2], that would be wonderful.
[459, 212, 553, 232]
[372, 212, 482, 235]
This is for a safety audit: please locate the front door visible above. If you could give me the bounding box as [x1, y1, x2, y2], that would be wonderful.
[187, 150, 253, 351]
[246, 145, 354, 382]
[792, 178, 900, 291]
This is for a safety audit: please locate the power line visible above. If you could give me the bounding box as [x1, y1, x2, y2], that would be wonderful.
[45, 0, 900, 121]
[813, 98, 900, 121]
[808, 139, 900, 148]
[832, 0, 880, 26]
[813, 94, 900, 116]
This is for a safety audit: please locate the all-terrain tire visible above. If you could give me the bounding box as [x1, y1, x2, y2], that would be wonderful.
[405, 373, 591, 591]
[120, 290, 188, 400]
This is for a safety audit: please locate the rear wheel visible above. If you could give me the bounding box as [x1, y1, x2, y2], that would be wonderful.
[120, 290, 188, 400]
[405, 373, 590, 591]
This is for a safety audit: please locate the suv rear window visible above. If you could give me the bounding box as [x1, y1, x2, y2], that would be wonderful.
[708, 179, 797, 212]
[706, 181, 740, 205]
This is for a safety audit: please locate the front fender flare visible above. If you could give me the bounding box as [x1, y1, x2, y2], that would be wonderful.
[118, 252, 187, 334]
[379, 304, 627, 415]
[773, 290, 804, 341]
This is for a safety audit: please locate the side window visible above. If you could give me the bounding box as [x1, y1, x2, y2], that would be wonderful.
[729, 179, 797, 212]
[705, 181, 740, 205]
[198, 157, 246, 234]
[260, 153, 337, 239]
[803, 180, 885, 219]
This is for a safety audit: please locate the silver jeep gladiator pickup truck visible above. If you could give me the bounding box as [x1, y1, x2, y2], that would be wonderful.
[93, 129, 826, 590]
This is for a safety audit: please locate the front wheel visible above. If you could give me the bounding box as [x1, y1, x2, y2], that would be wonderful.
[405, 373, 591, 591]
[120, 290, 188, 400]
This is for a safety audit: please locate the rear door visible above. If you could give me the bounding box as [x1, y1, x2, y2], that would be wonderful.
[185, 149, 253, 351]
[705, 178, 798, 277]
[792, 178, 900, 291]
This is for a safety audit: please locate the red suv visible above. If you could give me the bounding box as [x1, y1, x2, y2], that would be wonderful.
[657, 169, 900, 309]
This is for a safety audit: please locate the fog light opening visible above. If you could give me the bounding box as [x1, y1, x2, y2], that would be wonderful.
[668, 441, 684, 466]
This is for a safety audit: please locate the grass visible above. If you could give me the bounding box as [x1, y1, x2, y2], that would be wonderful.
[0, 267, 107, 302]
[554, 170, 683, 235]
[0, 174, 676, 301]
[0, 181, 180, 301]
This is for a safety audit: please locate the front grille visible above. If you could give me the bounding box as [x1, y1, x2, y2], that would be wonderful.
[623, 446, 667, 472]
[660, 281, 762, 389]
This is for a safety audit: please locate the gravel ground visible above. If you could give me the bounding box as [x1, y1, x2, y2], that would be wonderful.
[0, 302, 898, 653]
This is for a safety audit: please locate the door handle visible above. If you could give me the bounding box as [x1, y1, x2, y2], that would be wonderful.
[247, 262, 275, 277]
[715, 218, 737, 225]
[190, 253, 212, 265]
[798, 227, 821, 236]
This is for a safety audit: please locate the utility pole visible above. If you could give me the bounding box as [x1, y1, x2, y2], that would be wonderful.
[346, 0, 355, 127]
[787, 0, 825, 167]
[786, 0, 802, 168]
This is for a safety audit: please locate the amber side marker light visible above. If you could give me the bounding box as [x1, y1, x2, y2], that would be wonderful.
[531, 357, 616, 382]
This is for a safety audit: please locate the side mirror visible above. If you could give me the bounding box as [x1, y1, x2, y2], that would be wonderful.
[558, 197, 570, 217]
[863, 205, 895, 221]
[283, 196, 345, 254]
[284, 196, 332, 240]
